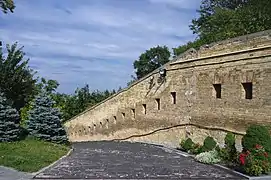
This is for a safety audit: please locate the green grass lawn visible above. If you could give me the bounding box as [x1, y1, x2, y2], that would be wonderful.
[0, 138, 70, 172]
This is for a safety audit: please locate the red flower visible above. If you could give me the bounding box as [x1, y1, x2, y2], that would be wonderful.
[264, 152, 268, 157]
[239, 153, 247, 165]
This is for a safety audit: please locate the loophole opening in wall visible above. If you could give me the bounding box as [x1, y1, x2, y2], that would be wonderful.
[131, 108, 135, 118]
[242, 82, 253, 99]
[142, 104, 146, 114]
[122, 112, 125, 119]
[113, 116, 117, 124]
[213, 84, 221, 99]
[106, 119, 109, 129]
[155, 98, 160, 110]
[171, 92, 176, 104]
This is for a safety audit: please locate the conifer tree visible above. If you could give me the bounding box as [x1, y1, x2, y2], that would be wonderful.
[26, 91, 68, 144]
[0, 92, 20, 142]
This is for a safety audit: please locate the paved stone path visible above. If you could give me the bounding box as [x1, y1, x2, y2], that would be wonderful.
[0, 166, 33, 180]
[35, 141, 245, 179]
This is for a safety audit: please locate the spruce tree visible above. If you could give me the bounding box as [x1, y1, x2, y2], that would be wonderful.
[26, 91, 68, 144]
[0, 92, 21, 142]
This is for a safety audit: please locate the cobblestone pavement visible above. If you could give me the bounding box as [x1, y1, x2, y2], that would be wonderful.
[35, 141, 245, 179]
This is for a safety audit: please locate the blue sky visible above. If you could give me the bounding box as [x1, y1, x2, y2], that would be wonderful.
[0, 0, 201, 94]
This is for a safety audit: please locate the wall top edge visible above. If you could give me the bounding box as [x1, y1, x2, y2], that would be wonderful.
[170, 45, 271, 66]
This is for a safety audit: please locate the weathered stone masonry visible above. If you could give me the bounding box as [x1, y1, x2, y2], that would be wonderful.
[64, 30, 271, 148]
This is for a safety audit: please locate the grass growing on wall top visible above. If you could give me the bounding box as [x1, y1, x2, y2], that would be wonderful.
[0, 137, 70, 172]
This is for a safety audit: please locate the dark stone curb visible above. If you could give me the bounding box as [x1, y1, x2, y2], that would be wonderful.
[33, 148, 74, 178]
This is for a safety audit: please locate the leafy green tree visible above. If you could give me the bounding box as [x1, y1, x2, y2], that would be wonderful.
[0, 42, 37, 111]
[59, 85, 95, 121]
[36, 78, 59, 94]
[0, 0, 15, 14]
[58, 85, 116, 122]
[133, 45, 170, 79]
[26, 91, 68, 144]
[0, 92, 20, 142]
[190, 0, 271, 44]
[173, 0, 271, 57]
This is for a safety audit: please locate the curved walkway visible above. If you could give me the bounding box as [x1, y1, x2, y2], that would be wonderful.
[35, 141, 244, 179]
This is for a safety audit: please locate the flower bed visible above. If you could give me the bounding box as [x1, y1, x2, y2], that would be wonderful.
[177, 124, 271, 177]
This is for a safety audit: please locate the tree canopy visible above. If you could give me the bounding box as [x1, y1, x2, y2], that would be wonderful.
[0, 42, 37, 111]
[173, 0, 271, 56]
[133, 45, 170, 79]
[0, 0, 15, 13]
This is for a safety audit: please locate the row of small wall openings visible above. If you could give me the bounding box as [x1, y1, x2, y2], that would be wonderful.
[91, 82, 251, 131]
[143, 92, 177, 113]
[213, 82, 253, 99]
[111, 92, 176, 122]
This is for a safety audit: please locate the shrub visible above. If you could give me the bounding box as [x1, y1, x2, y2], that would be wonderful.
[242, 125, 271, 153]
[180, 138, 195, 152]
[222, 132, 237, 163]
[190, 143, 202, 154]
[195, 150, 221, 164]
[26, 92, 68, 144]
[201, 136, 217, 152]
[239, 144, 271, 176]
[0, 93, 21, 142]
[225, 132, 235, 147]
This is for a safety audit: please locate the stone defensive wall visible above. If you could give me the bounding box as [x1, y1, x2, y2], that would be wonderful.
[64, 30, 271, 149]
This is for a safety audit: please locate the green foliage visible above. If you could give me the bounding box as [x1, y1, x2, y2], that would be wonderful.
[36, 78, 59, 94]
[0, 42, 37, 111]
[240, 145, 271, 176]
[19, 101, 33, 127]
[0, 93, 21, 142]
[180, 138, 202, 154]
[201, 136, 217, 152]
[225, 132, 235, 147]
[173, 39, 205, 57]
[190, 143, 202, 155]
[0, 0, 15, 13]
[195, 150, 221, 164]
[222, 132, 237, 163]
[180, 138, 194, 152]
[26, 92, 68, 144]
[20, 77, 116, 123]
[0, 137, 70, 172]
[242, 124, 271, 153]
[59, 85, 116, 122]
[20, 78, 60, 126]
[190, 0, 271, 44]
[174, 0, 271, 58]
[133, 45, 170, 79]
